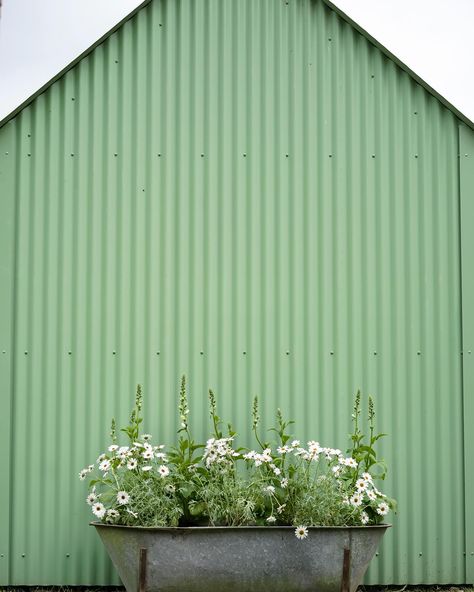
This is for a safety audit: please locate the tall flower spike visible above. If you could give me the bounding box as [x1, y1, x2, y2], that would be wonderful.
[135, 384, 143, 412]
[110, 417, 117, 443]
[252, 396, 259, 431]
[179, 375, 189, 430]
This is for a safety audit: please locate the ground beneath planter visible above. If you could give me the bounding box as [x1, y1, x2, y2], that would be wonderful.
[1, 586, 473, 592]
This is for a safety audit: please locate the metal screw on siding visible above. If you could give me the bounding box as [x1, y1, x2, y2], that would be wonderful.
[285, 154, 289, 158]
[4, 152, 8, 155]
[27, 153, 31, 157]
[201, 153, 205, 157]
[243, 351, 247, 355]
[21, 554, 25, 558]
[328, 37, 332, 41]
[417, 351, 421, 355]
[469, 351, 472, 354]
[414, 154, 418, 158]
[243, 153, 247, 157]
[372, 154, 375, 158]
[414, 111, 418, 115]
[158, 153, 161, 157]
[373, 351, 377, 355]
[0, 554, 4, 557]
[71, 153, 74, 157]
[24, 351, 28, 355]
[114, 153, 118, 157]
[200, 351, 204, 355]
[371, 74, 375, 78]
[68, 351, 72, 355]
[115, 60, 119, 63]
[330, 351, 334, 355]
[71, 97, 75, 101]
[465, 154, 469, 157]
[419, 553, 422, 556]
[66, 553, 70, 557]
[28, 133, 31, 137]
[375, 553, 379, 557]
[112, 351, 116, 355]
[156, 351, 160, 355]
[2, 350, 5, 354]
[329, 154, 333, 158]
[286, 351, 290, 355]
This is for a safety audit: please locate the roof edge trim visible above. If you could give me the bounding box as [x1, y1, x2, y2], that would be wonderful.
[322, 0, 474, 131]
[0, 0, 152, 129]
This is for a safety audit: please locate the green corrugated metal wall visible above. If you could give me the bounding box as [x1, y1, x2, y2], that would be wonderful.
[0, 0, 473, 585]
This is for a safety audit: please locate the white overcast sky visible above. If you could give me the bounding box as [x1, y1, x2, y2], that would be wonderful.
[0, 0, 473, 123]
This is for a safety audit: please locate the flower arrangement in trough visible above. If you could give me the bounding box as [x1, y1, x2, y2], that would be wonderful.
[79, 378, 396, 538]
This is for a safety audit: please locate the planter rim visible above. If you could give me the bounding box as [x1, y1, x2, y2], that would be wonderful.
[91, 521, 391, 532]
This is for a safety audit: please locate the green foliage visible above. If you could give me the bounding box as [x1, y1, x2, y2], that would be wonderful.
[79, 383, 396, 530]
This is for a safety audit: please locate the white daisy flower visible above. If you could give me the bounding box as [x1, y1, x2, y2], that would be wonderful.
[362, 472, 373, 482]
[86, 492, 98, 506]
[332, 466, 341, 476]
[117, 491, 130, 505]
[342, 496, 350, 505]
[92, 503, 106, 519]
[127, 458, 138, 470]
[345, 457, 358, 469]
[361, 511, 369, 525]
[376, 502, 390, 516]
[291, 440, 300, 448]
[277, 446, 290, 454]
[106, 509, 120, 523]
[88, 464, 94, 471]
[142, 434, 152, 441]
[158, 465, 170, 478]
[99, 459, 111, 472]
[142, 449, 154, 460]
[155, 452, 167, 460]
[277, 504, 286, 514]
[165, 484, 176, 494]
[264, 485, 275, 495]
[79, 469, 88, 481]
[270, 464, 281, 476]
[97, 453, 106, 464]
[350, 493, 363, 507]
[266, 516, 277, 523]
[295, 525, 309, 540]
[281, 478, 289, 488]
[356, 478, 368, 491]
[366, 489, 377, 501]
[108, 444, 119, 452]
[142, 465, 152, 472]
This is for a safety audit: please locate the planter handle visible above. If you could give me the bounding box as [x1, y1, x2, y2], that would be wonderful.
[340, 547, 351, 592]
[138, 547, 147, 592]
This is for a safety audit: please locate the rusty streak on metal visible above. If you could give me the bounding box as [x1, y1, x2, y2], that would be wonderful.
[341, 547, 351, 592]
[138, 547, 147, 592]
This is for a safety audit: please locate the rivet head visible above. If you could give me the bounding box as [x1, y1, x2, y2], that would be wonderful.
[372, 154, 375, 158]
[66, 553, 70, 557]
[419, 553, 422, 556]
[243, 351, 246, 355]
[417, 351, 421, 355]
[373, 351, 377, 355]
[286, 351, 290, 355]
[24, 351, 28, 355]
[27, 153, 31, 157]
[112, 351, 116, 355]
[201, 153, 204, 157]
[114, 153, 118, 157]
[156, 351, 160, 355]
[68, 351, 72, 355]
[4, 152, 8, 155]
[243, 153, 247, 157]
[2, 350, 6, 354]
[200, 351, 204, 355]
[21, 554, 25, 558]
[330, 351, 334, 355]
[158, 153, 161, 157]
[70, 153, 74, 157]
[469, 351, 472, 354]
[375, 553, 379, 557]
[415, 154, 418, 158]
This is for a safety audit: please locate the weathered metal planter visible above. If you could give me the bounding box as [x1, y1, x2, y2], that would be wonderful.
[93, 522, 390, 592]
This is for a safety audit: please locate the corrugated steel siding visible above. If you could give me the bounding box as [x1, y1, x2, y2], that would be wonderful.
[0, 0, 471, 584]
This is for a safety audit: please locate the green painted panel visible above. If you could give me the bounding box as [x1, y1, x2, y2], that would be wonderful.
[460, 124, 474, 582]
[0, 0, 468, 585]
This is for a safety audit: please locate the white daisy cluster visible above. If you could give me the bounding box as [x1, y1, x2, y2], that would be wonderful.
[348, 471, 390, 521]
[203, 437, 240, 467]
[80, 432, 174, 523]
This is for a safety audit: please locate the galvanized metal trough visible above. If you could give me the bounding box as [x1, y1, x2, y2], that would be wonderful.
[93, 523, 390, 592]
